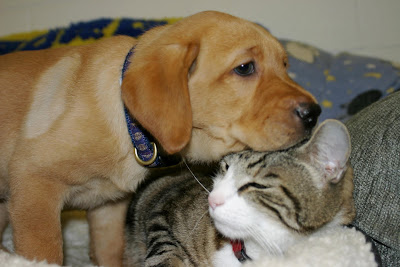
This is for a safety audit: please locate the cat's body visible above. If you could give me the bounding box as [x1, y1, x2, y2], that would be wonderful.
[124, 166, 221, 266]
[124, 120, 355, 267]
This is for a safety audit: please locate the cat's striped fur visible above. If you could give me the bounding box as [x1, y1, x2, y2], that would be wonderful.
[124, 165, 221, 266]
[124, 120, 355, 266]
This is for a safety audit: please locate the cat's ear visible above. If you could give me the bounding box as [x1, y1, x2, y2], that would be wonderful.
[301, 119, 351, 184]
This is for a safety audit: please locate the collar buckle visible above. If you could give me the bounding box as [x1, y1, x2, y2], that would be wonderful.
[134, 142, 158, 166]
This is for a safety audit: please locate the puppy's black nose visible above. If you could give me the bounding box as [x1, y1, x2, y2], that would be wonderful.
[296, 103, 321, 129]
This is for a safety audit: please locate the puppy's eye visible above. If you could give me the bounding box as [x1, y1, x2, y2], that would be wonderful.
[234, 62, 255, 76]
[284, 60, 288, 68]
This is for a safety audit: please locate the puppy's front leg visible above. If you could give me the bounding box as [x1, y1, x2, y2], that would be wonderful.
[9, 177, 65, 264]
[87, 197, 130, 267]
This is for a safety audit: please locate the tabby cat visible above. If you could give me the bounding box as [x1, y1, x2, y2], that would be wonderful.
[124, 120, 355, 267]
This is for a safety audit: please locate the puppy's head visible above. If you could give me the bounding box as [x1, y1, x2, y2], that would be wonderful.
[122, 11, 320, 161]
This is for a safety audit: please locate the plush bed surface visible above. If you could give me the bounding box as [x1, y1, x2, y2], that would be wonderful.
[1, 222, 378, 267]
[1, 17, 398, 266]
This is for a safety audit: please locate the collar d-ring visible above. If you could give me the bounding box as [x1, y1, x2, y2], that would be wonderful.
[134, 142, 158, 166]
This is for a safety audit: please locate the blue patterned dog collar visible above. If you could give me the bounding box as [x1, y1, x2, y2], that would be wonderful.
[121, 46, 180, 168]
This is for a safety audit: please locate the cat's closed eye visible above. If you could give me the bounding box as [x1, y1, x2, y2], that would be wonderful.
[220, 160, 229, 172]
[237, 173, 277, 193]
[238, 182, 269, 192]
[265, 173, 279, 178]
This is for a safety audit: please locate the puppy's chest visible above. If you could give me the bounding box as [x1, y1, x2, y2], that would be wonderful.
[64, 177, 129, 209]
[63, 152, 148, 209]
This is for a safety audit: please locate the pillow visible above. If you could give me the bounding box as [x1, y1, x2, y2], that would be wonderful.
[346, 91, 400, 266]
[281, 40, 400, 122]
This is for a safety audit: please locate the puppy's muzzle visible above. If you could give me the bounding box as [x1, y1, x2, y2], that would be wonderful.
[295, 103, 322, 130]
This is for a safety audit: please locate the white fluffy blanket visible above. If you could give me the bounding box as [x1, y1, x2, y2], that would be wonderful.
[245, 226, 377, 267]
[1, 211, 377, 267]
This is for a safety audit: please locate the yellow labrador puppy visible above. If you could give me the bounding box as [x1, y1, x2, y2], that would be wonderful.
[0, 11, 320, 266]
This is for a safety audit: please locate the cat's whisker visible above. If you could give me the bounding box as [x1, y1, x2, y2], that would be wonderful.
[262, 238, 282, 255]
[248, 226, 266, 250]
[183, 159, 210, 194]
[247, 226, 283, 256]
[186, 208, 209, 242]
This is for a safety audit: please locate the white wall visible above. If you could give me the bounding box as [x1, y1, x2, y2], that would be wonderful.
[1, 0, 400, 62]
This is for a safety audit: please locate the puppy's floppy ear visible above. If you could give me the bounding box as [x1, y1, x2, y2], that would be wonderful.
[121, 27, 199, 155]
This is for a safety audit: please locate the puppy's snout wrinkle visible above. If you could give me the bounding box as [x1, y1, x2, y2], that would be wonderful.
[295, 103, 321, 130]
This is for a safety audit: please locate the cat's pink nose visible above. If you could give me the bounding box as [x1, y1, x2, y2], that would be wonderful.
[208, 193, 225, 210]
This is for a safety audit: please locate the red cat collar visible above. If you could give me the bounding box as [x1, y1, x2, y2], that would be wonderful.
[231, 239, 252, 262]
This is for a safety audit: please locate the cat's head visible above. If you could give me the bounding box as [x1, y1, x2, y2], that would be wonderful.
[208, 119, 355, 252]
